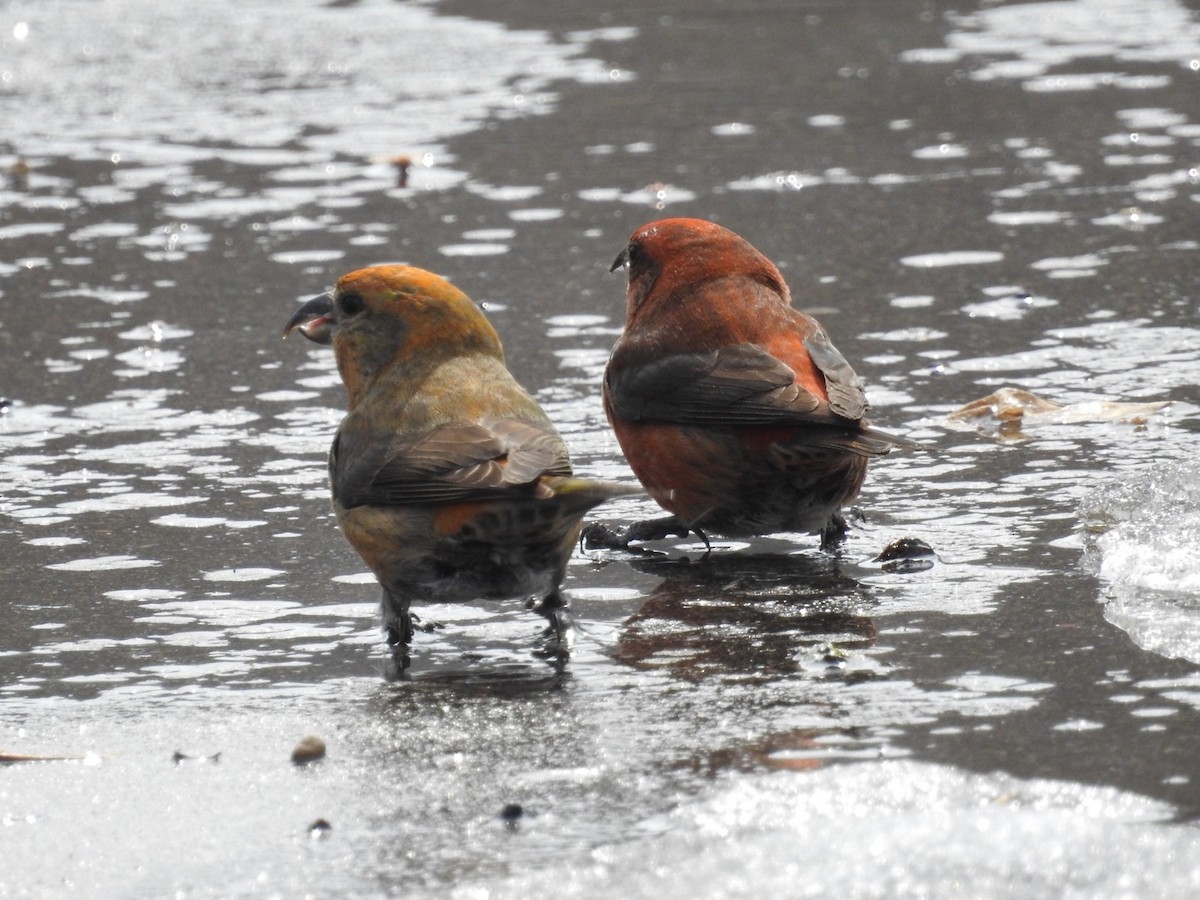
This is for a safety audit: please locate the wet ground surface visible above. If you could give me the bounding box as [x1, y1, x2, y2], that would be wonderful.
[3, 0, 1200, 896]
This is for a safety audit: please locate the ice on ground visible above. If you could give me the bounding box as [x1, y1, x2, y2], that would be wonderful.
[452, 760, 1195, 900]
[1081, 460, 1200, 663]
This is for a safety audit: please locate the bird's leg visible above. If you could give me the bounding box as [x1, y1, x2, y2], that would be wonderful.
[384, 620, 411, 647]
[529, 589, 574, 658]
[818, 512, 849, 553]
[384, 643, 411, 677]
[580, 515, 691, 550]
[624, 516, 693, 543]
[381, 588, 414, 647]
[408, 612, 445, 633]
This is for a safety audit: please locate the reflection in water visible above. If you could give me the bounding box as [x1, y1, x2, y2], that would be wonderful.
[612, 553, 878, 682]
[373, 661, 570, 698]
[680, 726, 884, 775]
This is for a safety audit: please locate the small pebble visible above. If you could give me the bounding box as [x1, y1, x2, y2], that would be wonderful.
[874, 537, 937, 574]
[308, 818, 332, 839]
[291, 736, 326, 765]
[500, 803, 525, 830]
[172, 750, 221, 765]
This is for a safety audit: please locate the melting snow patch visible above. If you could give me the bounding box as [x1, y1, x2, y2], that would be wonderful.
[153, 514, 228, 528]
[47, 556, 160, 571]
[333, 572, 378, 584]
[202, 568, 287, 582]
[103, 589, 185, 601]
[451, 761, 1194, 899]
[901, 250, 1003, 267]
[1081, 460, 1200, 663]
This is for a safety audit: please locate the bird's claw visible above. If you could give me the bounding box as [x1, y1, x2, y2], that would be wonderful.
[581, 516, 693, 551]
[384, 645, 412, 678]
[580, 522, 631, 550]
[818, 512, 850, 553]
[529, 593, 575, 660]
[410, 612, 444, 634]
[385, 613, 414, 648]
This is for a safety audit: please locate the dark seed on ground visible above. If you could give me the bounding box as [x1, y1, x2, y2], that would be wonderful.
[308, 818, 332, 838]
[500, 803, 524, 824]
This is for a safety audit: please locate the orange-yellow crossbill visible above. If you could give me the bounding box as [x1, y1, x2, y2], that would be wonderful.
[284, 264, 634, 656]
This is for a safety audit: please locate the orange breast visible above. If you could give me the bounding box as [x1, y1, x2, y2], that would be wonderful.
[432, 501, 486, 537]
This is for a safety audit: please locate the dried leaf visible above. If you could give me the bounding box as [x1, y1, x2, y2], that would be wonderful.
[0, 749, 86, 764]
[948, 387, 1168, 427]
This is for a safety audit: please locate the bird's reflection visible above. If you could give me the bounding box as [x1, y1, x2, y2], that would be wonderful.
[611, 551, 878, 681]
[377, 654, 570, 697]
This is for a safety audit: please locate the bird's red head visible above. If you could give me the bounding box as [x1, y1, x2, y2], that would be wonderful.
[611, 218, 789, 324]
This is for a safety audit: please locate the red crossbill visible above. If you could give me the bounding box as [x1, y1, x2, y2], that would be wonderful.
[585, 217, 913, 552]
[283, 264, 635, 657]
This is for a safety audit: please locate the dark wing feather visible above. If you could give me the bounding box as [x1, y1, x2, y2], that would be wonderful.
[333, 419, 572, 509]
[606, 343, 826, 426]
[480, 418, 572, 485]
[803, 333, 867, 421]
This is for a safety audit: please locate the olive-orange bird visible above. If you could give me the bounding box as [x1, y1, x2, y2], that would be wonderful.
[283, 265, 634, 656]
[587, 217, 912, 552]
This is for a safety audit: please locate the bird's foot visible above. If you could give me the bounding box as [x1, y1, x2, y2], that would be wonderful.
[384, 610, 444, 655]
[816, 511, 864, 554]
[579, 522, 626, 550]
[382, 587, 426, 648]
[529, 592, 575, 660]
[383, 644, 411, 679]
[384, 612, 414, 648]
[409, 612, 444, 634]
[580, 516, 692, 551]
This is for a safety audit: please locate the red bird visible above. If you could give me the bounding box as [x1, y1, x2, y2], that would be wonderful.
[587, 217, 912, 551]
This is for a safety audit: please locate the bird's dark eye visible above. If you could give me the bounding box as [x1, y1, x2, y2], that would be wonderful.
[339, 292, 365, 316]
[611, 240, 645, 273]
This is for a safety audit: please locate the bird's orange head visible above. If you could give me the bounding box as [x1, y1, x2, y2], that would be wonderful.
[283, 264, 503, 406]
[610, 218, 790, 324]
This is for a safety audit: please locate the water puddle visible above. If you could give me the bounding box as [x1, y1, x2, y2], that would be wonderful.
[3, 0, 1200, 894]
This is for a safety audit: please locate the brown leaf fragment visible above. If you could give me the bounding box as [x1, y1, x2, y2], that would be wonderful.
[948, 387, 1168, 426]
